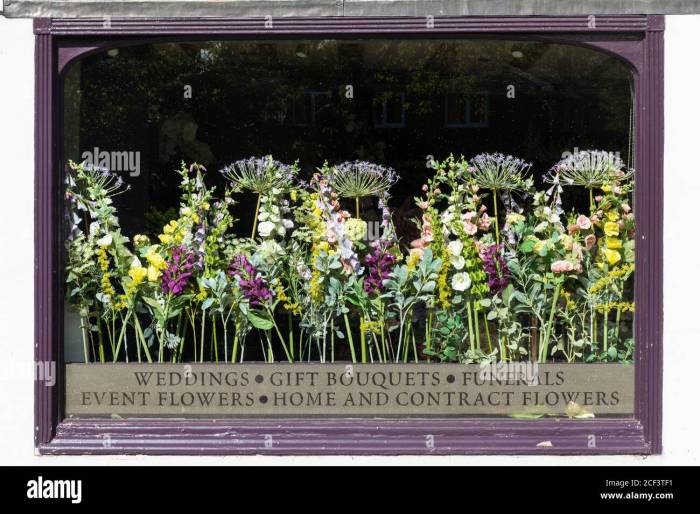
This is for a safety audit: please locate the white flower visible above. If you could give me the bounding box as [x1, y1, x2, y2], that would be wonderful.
[450, 255, 465, 270]
[534, 221, 549, 233]
[96, 234, 113, 246]
[447, 240, 464, 256]
[257, 221, 276, 238]
[257, 240, 283, 261]
[282, 219, 294, 230]
[451, 272, 471, 292]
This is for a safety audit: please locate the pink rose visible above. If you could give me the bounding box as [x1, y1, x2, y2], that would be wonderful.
[584, 234, 597, 250]
[576, 215, 592, 230]
[418, 201, 429, 210]
[551, 260, 574, 273]
[621, 203, 631, 214]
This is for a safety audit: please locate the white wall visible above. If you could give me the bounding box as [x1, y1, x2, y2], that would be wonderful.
[0, 14, 698, 465]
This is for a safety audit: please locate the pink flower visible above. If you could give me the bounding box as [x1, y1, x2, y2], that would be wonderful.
[410, 238, 427, 249]
[595, 195, 603, 202]
[418, 201, 429, 210]
[590, 215, 599, 224]
[576, 215, 592, 230]
[621, 203, 632, 214]
[584, 234, 597, 250]
[567, 224, 579, 235]
[572, 242, 583, 260]
[479, 204, 487, 213]
[551, 260, 574, 273]
[613, 185, 622, 195]
[478, 213, 491, 231]
[463, 211, 477, 221]
[421, 184, 429, 192]
[464, 222, 477, 235]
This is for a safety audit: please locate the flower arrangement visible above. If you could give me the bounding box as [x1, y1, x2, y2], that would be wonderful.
[65, 150, 634, 364]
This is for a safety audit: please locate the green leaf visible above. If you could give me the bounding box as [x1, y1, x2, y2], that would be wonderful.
[520, 240, 535, 253]
[247, 311, 273, 330]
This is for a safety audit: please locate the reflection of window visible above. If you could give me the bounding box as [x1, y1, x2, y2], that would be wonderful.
[292, 91, 331, 127]
[445, 93, 489, 127]
[374, 92, 405, 128]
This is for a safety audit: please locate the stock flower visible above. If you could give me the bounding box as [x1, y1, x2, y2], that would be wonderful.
[364, 242, 396, 294]
[450, 255, 466, 270]
[605, 237, 622, 249]
[480, 243, 510, 293]
[228, 254, 272, 306]
[551, 260, 574, 273]
[576, 215, 592, 230]
[604, 222, 620, 237]
[447, 240, 464, 257]
[603, 248, 622, 266]
[585, 234, 597, 250]
[451, 272, 471, 292]
[161, 246, 194, 295]
[257, 221, 276, 238]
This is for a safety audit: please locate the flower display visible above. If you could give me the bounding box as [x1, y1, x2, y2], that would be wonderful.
[65, 150, 635, 366]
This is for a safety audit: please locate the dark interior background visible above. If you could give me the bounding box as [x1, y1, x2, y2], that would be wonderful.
[62, 38, 634, 242]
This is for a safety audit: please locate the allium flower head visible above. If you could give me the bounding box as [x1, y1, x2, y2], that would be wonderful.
[220, 155, 297, 193]
[328, 161, 398, 199]
[468, 153, 531, 191]
[547, 150, 633, 188]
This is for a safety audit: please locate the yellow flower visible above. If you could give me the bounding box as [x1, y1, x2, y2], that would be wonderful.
[129, 266, 148, 286]
[606, 211, 619, 222]
[605, 237, 622, 249]
[146, 250, 167, 270]
[533, 240, 545, 254]
[604, 222, 619, 237]
[290, 190, 297, 202]
[163, 220, 178, 234]
[601, 185, 612, 193]
[603, 248, 621, 266]
[147, 265, 161, 282]
[158, 234, 173, 245]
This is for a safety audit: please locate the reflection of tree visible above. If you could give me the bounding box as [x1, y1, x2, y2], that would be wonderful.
[70, 38, 633, 234]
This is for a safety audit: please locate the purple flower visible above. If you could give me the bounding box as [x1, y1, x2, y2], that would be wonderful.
[363, 242, 396, 294]
[480, 244, 510, 294]
[161, 246, 195, 296]
[228, 254, 272, 306]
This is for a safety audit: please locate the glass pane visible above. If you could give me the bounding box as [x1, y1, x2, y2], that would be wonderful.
[62, 39, 635, 419]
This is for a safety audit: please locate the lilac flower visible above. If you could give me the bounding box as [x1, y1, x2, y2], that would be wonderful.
[480, 244, 510, 294]
[161, 246, 195, 296]
[364, 242, 397, 294]
[228, 254, 272, 306]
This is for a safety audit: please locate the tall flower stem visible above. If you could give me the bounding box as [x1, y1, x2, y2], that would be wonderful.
[251, 193, 262, 238]
[483, 312, 493, 353]
[133, 315, 153, 363]
[589, 187, 595, 216]
[80, 315, 90, 364]
[355, 197, 361, 219]
[344, 313, 357, 363]
[266, 307, 293, 362]
[492, 189, 500, 246]
[360, 322, 367, 363]
[540, 282, 562, 363]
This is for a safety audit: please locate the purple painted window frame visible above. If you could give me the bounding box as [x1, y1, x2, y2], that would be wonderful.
[34, 15, 663, 455]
